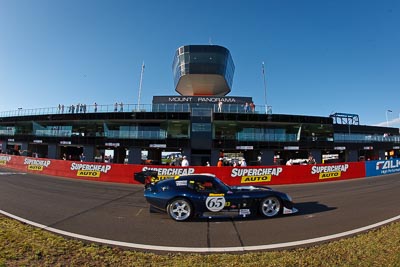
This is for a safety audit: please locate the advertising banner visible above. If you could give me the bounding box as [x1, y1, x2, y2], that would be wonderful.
[0, 154, 366, 186]
[365, 159, 400, 177]
[218, 162, 365, 186]
[0, 155, 12, 166]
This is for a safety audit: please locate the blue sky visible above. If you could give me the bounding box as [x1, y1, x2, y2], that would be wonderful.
[0, 0, 399, 127]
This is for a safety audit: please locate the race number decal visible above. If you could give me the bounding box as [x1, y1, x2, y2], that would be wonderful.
[206, 196, 226, 212]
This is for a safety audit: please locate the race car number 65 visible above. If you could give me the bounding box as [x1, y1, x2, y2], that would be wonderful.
[206, 196, 226, 212]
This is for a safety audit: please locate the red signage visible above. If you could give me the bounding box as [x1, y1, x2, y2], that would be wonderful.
[0, 154, 366, 186]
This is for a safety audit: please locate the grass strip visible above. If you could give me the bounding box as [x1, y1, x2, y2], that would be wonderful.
[0, 215, 399, 267]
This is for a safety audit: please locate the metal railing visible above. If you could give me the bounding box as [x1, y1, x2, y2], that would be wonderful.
[334, 133, 400, 143]
[0, 103, 271, 118]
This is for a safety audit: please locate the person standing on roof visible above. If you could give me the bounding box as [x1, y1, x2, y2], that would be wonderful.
[244, 102, 249, 113]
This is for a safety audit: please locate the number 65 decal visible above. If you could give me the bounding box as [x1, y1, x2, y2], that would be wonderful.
[206, 196, 226, 212]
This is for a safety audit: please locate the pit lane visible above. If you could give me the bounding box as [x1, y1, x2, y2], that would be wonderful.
[0, 168, 399, 252]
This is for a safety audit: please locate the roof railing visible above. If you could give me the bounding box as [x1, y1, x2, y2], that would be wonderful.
[0, 103, 271, 118]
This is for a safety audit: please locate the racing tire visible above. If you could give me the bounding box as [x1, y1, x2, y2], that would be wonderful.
[259, 196, 282, 218]
[167, 198, 193, 222]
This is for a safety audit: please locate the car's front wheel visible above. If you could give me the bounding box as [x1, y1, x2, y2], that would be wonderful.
[167, 198, 193, 221]
[259, 196, 281, 217]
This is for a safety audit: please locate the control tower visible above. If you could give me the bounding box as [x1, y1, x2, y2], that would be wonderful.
[172, 45, 235, 96]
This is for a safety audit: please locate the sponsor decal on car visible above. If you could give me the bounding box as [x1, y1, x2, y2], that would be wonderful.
[311, 164, 349, 179]
[0, 155, 11, 165]
[24, 158, 51, 171]
[283, 207, 298, 214]
[206, 194, 226, 212]
[70, 163, 111, 178]
[239, 209, 251, 216]
[175, 180, 187, 186]
[231, 167, 283, 183]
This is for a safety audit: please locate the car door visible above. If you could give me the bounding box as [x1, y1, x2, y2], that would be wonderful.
[189, 178, 227, 213]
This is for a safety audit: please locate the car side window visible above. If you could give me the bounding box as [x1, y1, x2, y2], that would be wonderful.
[194, 180, 219, 193]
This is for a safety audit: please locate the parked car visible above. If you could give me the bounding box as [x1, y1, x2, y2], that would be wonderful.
[135, 172, 298, 221]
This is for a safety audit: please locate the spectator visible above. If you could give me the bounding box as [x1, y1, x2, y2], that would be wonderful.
[244, 102, 249, 113]
[308, 154, 316, 164]
[218, 101, 223, 112]
[250, 102, 255, 113]
[174, 157, 180, 166]
[181, 156, 189, 166]
[241, 158, 247, 167]
[217, 158, 223, 167]
[120, 102, 124, 112]
[114, 102, 118, 112]
[94, 102, 98, 112]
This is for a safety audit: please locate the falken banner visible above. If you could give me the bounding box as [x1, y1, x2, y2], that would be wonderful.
[365, 159, 400, 177]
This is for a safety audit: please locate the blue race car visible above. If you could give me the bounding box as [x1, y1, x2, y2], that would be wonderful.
[135, 172, 298, 221]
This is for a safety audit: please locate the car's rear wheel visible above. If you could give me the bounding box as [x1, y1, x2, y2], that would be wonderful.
[259, 196, 281, 217]
[167, 198, 193, 221]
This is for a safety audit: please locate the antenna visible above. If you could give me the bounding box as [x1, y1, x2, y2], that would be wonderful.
[137, 61, 145, 110]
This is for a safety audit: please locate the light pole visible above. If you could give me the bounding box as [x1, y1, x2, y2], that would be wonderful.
[137, 61, 145, 111]
[262, 62, 268, 114]
[386, 110, 392, 127]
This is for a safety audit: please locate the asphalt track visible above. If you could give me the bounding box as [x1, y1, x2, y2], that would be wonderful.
[0, 168, 399, 253]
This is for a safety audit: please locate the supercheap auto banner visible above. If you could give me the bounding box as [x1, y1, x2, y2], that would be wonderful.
[0, 155, 133, 183]
[365, 159, 400, 177]
[217, 163, 365, 185]
[138, 163, 365, 186]
[0, 154, 366, 186]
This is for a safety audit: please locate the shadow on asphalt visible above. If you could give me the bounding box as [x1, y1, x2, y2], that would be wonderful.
[147, 201, 335, 223]
[292, 201, 336, 216]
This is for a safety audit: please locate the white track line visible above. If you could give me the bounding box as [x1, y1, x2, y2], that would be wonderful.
[1, 209, 399, 252]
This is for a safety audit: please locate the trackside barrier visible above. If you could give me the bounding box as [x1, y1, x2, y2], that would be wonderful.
[365, 159, 400, 177]
[0, 154, 369, 186]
